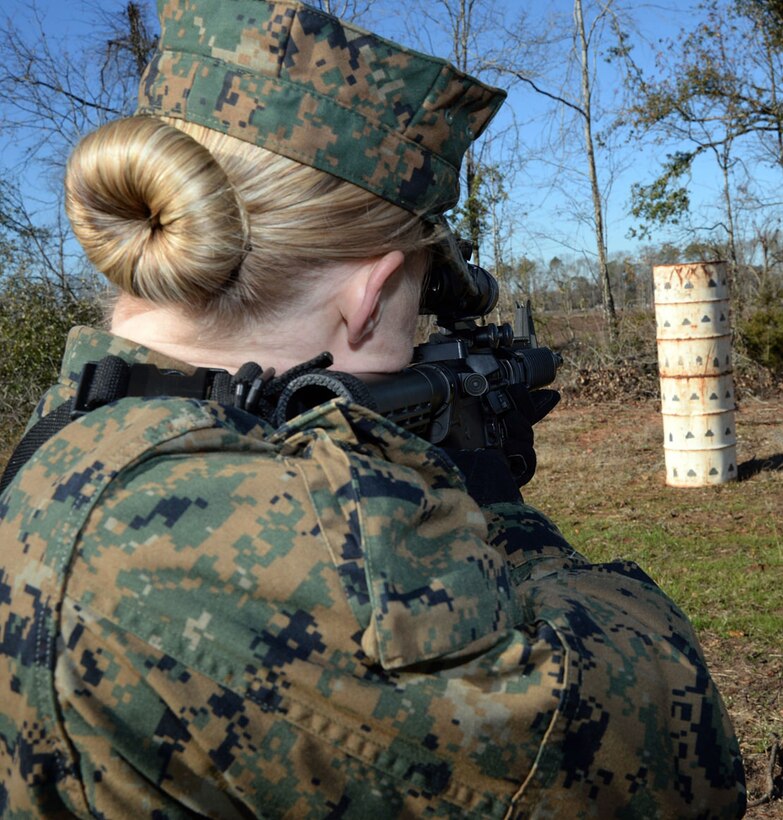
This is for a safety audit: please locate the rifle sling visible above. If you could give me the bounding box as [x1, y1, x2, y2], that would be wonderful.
[0, 352, 369, 496]
[0, 356, 233, 496]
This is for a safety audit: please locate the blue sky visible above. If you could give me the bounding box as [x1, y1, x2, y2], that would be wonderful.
[2, 0, 771, 268]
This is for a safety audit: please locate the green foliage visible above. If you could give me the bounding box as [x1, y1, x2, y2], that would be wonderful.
[735, 0, 783, 48]
[450, 163, 507, 254]
[738, 303, 783, 372]
[628, 152, 693, 239]
[0, 275, 102, 448]
[622, 0, 783, 265]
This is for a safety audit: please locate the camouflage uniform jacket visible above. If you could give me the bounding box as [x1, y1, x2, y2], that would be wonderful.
[0, 327, 745, 819]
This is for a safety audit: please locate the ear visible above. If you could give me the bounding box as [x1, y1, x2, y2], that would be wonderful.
[343, 250, 405, 345]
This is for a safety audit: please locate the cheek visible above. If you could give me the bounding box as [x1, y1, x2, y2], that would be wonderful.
[398, 289, 423, 342]
[398, 301, 424, 367]
[403, 266, 426, 328]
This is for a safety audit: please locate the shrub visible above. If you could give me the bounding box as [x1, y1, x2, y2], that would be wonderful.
[0, 275, 102, 452]
[738, 304, 783, 374]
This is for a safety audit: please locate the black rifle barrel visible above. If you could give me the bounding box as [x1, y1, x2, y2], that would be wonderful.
[362, 345, 561, 442]
[505, 347, 563, 390]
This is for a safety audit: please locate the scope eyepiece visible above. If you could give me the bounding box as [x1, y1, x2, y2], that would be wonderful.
[421, 260, 499, 322]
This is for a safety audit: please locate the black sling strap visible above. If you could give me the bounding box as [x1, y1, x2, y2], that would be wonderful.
[0, 356, 231, 497]
[0, 401, 76, 497]
[0, 351, 374, 497]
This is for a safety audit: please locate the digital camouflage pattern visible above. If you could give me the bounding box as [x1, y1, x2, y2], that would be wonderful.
[136, 0, 506, 218]
[0, 327, 745, 817]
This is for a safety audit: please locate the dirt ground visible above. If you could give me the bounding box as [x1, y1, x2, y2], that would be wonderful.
[706, 636, 783, 818]
[526, 395, 783, 817]
[711, 397, 783, 817]
[706, 398, 783, 818]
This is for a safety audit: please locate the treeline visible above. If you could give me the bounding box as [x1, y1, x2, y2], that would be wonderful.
[491, 234, 783, 403]
[500, 238, 783, 318]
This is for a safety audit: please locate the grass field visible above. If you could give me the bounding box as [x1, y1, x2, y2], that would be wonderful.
[525, 395, 783, 815]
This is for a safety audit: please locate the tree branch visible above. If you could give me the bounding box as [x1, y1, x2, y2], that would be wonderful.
[482, 64, 586, 117]
[23, 78, 123, 116]
[748, 737, 781, 808]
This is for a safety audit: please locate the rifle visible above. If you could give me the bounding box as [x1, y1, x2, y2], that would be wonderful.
[278, 252, 563, 451]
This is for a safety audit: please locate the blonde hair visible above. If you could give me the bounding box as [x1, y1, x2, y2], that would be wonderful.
[65, 115, 440, 331]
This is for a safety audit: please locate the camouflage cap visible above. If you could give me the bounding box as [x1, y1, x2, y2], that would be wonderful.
[136, 0, 506, 219]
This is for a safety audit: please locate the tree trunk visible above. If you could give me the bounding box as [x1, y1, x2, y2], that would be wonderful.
[465, 149, 482, 265]
[450, 0, 483, 264]
[574, 0, 618, 343]
[718, 142, 742, 313]
[126, 3, 151, 77]
[761, 27, 783, 163]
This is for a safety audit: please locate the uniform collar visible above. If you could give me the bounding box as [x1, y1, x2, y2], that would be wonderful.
[61, 326, 199, 388]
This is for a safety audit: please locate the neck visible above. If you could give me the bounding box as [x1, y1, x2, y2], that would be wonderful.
[109, 299, 414, 376]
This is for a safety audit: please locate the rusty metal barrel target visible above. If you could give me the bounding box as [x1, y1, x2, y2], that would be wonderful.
[653, 262, 738, 487]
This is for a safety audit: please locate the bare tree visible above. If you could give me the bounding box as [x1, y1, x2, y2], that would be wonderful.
[312, 0, 377, 23]
[0, 1, 157, 285]
[492, 0, 625, 342]
[398, 0, 522, 269]
[618, 0, 783, 312]
[0, 2, 156, 172]
[101, 2, 159, 88]
[574, 0, 617, 340]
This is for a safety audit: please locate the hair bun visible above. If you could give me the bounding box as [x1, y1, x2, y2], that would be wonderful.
[65, 116, 249, 306]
